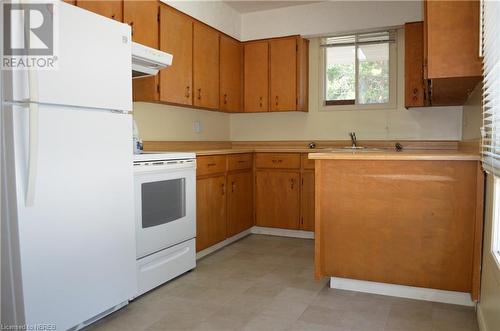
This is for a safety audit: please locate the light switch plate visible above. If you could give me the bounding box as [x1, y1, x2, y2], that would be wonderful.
[193, 120, 203, 133]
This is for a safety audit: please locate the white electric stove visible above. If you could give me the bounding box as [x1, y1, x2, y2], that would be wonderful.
[133, 152, 196, 296]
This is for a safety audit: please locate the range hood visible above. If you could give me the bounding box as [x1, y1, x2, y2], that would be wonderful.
[132, 42, 173, 78]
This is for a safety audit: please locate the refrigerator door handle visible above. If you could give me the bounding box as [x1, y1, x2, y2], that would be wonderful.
[25, 69, 39, 207]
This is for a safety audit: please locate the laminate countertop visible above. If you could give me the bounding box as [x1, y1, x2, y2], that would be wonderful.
[146, 148, 480, 161]
[308, 149, 480, 161]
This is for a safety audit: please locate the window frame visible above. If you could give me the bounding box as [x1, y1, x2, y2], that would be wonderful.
[319, 30, 398, 111]
[492, 176, 500, 270]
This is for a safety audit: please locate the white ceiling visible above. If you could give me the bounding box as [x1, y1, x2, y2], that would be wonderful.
[224, 1, 322, 14]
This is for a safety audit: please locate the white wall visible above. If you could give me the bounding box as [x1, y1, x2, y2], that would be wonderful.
[162, 0, 241, 39]
[133, 103, 230, 141]
[240, 1, 423, 40]
[462, 83, 483, 140]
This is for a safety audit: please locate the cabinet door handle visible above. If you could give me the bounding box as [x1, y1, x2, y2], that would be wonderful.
[185, 86, 190, 98]
[224, 94, 228, 104]
[275, 95, 279, 107]
[290, 178, 295, 190]
[197, 88, 202, 100]
[111, 14, 116, 20]
[259, 96, 263, 108]
[231, 181, 235, 193]
[129, 21, 134, 36]
[221, 183, 225, 195]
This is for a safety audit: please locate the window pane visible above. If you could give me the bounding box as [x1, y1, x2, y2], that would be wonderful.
[358, 43, 389, 104]
[325, 46, 355, 102]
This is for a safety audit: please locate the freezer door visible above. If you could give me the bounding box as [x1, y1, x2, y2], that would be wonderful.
[6, 2, 132, 112]
[9, 104, 136, 329]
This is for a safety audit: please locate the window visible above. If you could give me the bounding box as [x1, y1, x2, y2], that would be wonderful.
[321, 30, 396, 108]
[493, 177, 500, 267]
[481, 0, 500, 268]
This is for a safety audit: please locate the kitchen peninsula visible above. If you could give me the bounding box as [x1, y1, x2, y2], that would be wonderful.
[310, 149, 484, 303]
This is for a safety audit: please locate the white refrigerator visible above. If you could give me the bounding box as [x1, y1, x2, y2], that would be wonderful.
[1, 2, 137, 330]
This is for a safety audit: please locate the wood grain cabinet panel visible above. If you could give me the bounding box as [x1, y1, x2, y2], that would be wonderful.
[301, 171, 315, 231]
[316, 160, 484, 295]
[405, 22, 427, 108]
[124, 0, 159, 49]
[270, 37, 297, 111]
[227, 171, 254, 237]
[220, 35, 243, 112]
[159, 5, 193, 105]
[76, 1, 123, 21]
[256, 170, 300, 229]
[197, 155, 227, 177]
[244, 41, 269, 112]
[228, 153, 253, 171]
[425, 0, 482, 79]
[255, 153, 301, 169]
[196, 176, 227, 252]
[193, 23, 220, 110]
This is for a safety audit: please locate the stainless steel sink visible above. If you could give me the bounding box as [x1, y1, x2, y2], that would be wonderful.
[324, 147, 385, 152]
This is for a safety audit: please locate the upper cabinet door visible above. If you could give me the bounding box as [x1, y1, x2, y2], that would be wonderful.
[159, 5, 193, 106]
[193, 23, 220, 110]
[123, 1, 159, 49]
[270, 37, 297, 111]
[425, 0, 482, 79]
[76, 1, 123, 22]
[244, 41, 269, 112]
[220, 35, 243, 112]
[405, 22, 426, 108]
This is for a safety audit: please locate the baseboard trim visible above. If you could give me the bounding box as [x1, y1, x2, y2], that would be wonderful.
[477, 305, 489, 331]
[330, 277, 475, 307]
[196, 229, 252, 259]
[250, 226, 314, 239]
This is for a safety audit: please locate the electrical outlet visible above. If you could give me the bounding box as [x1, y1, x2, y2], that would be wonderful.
[193, 120, 203, 134]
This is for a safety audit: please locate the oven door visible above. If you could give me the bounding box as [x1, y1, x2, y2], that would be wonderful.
[134, 161, 196, 259]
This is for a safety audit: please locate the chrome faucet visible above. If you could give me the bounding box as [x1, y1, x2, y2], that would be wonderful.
[349, 132, 358, 148]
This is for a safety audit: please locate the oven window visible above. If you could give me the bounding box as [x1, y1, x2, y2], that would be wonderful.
[141, 178, 186, 228]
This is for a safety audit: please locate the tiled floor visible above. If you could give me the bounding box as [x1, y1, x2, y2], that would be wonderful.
[86, 234, 479, 331]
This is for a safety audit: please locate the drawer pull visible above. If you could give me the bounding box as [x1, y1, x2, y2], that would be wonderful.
[272, 159, 283, 163]
[237, 160, 246, 163]
[207, 163, 217, 167]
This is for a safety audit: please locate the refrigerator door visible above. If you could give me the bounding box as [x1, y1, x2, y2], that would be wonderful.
[8, 104, 136, 330]
[6, 2, 132, 112]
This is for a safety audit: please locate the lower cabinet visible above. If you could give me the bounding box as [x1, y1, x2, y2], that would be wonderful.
[301, 171, 315, 231]
[255, 170, 300, 229]
[196, 175, 226, 252]
[227, 170, 254, 237]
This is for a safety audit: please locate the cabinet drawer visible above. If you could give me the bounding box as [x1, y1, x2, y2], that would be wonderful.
[197, 155, 227, 176]
[228, 153, 253, 171]
[302, 154, 315, 170]
[255, 153, 301, 169]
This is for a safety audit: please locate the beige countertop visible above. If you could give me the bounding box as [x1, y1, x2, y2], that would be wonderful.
[308, 149, 480, 161]
[147, 146, 480, 161]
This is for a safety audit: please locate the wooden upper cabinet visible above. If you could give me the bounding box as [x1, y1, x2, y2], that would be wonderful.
[159, 5, 193, 106]
[76, 1, 123, 22]
[220, 35, 243, 112]
[270, 37, 297, 111]
[244, 41, 269, 112]
[425, 0, 482, 79]
[193, 23, 220, 110]
[123, 1, 159, 49]
[405, 22, 427, 108]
